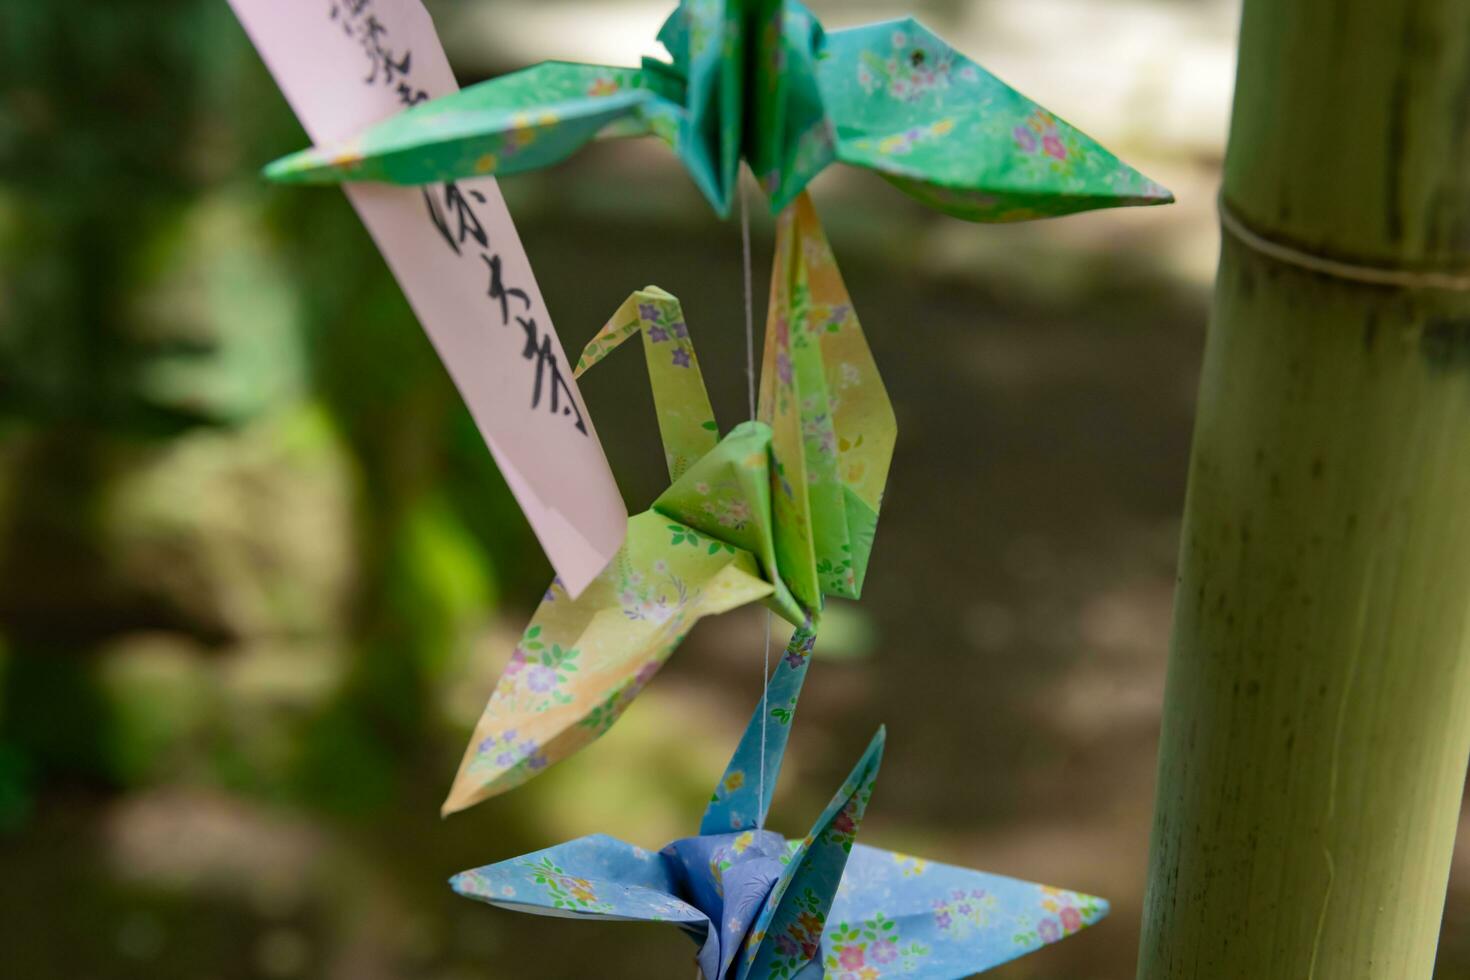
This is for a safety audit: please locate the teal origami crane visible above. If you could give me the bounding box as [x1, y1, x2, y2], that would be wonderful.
[451, 627, 1108, 978]
[264, 0, 1171, 222]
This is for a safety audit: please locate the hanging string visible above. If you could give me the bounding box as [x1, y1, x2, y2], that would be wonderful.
[759, 618, 772, 829]
[742, 176, 757, 417]
[739, 175, 775, 831]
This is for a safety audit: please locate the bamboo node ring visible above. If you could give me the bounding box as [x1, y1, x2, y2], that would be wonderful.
[1217, 195, 1470, 292]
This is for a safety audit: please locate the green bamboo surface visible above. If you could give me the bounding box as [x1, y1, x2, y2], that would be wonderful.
[1138, 1, 1470, 977]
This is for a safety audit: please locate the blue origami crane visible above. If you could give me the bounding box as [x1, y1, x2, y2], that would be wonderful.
[450, 628, 1108, 978]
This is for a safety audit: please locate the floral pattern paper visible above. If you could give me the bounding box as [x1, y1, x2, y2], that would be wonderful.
[443, 193, 895, 814]
[264, 0, 1172, 223]
[450, 632, 1108, 978]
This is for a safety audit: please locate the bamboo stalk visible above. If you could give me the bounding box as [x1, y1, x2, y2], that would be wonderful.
[1137, 1, 1470, 977]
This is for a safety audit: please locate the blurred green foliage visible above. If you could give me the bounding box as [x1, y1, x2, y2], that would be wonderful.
[0, 0, 528, 814]
[0, 3, 1288, 979]
[0, 0, 796, 973]
[0, 3, 564, 974]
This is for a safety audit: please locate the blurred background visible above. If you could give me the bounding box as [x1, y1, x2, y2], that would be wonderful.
[4, 0, 1468, 977]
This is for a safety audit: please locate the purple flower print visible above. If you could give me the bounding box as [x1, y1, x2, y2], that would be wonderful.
[1060, 907, 1082, 932]
[784, 647, 806, 669]
[957, 902, 973, 916]
[1013, 125, 1037, 152]
[1038, 917, 1061, 943]
[481, 729, 531, 768]
[648, 324, 669, 343]
[638, 302, 659, 321]
[671, 320, 688, 338]
[526, 664, 558, 692]
[671, 348, 691, 368]
[777, 352, 793, 386]
[935, 911, 953, 930]
[869, 938, 899, 964]
[1043, 134, 1067, 160]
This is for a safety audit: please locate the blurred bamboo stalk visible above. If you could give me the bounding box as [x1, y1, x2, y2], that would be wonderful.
[1137, 1, 1470, 977]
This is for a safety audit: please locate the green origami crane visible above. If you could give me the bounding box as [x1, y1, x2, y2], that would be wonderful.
[265, 0, 1171, 222]
[441, 192, 894, 814]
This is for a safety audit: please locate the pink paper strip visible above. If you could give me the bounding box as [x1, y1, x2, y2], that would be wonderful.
[227, 0, 627, 597]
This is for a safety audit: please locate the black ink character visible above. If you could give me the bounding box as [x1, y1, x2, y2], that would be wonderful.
[331, 0, 371, 34]
[423, 183, 489, 255]
[358, 15, 411, 85]
[525, 330, 588, 435]
[481, 252, 530, 327]
[397, 82, 430, 107]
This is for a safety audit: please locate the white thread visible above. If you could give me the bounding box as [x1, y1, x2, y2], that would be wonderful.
[742, 178, 757, 418]
[759, 610, 772, 827]
[1218, 195, 1470, 291]
[740, 174, 771, 828]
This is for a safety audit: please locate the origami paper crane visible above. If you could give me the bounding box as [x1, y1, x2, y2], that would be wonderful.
[441, 191, 894, 814]
[451, 628, 1108, 979]
[265, 0, 1171, 222]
